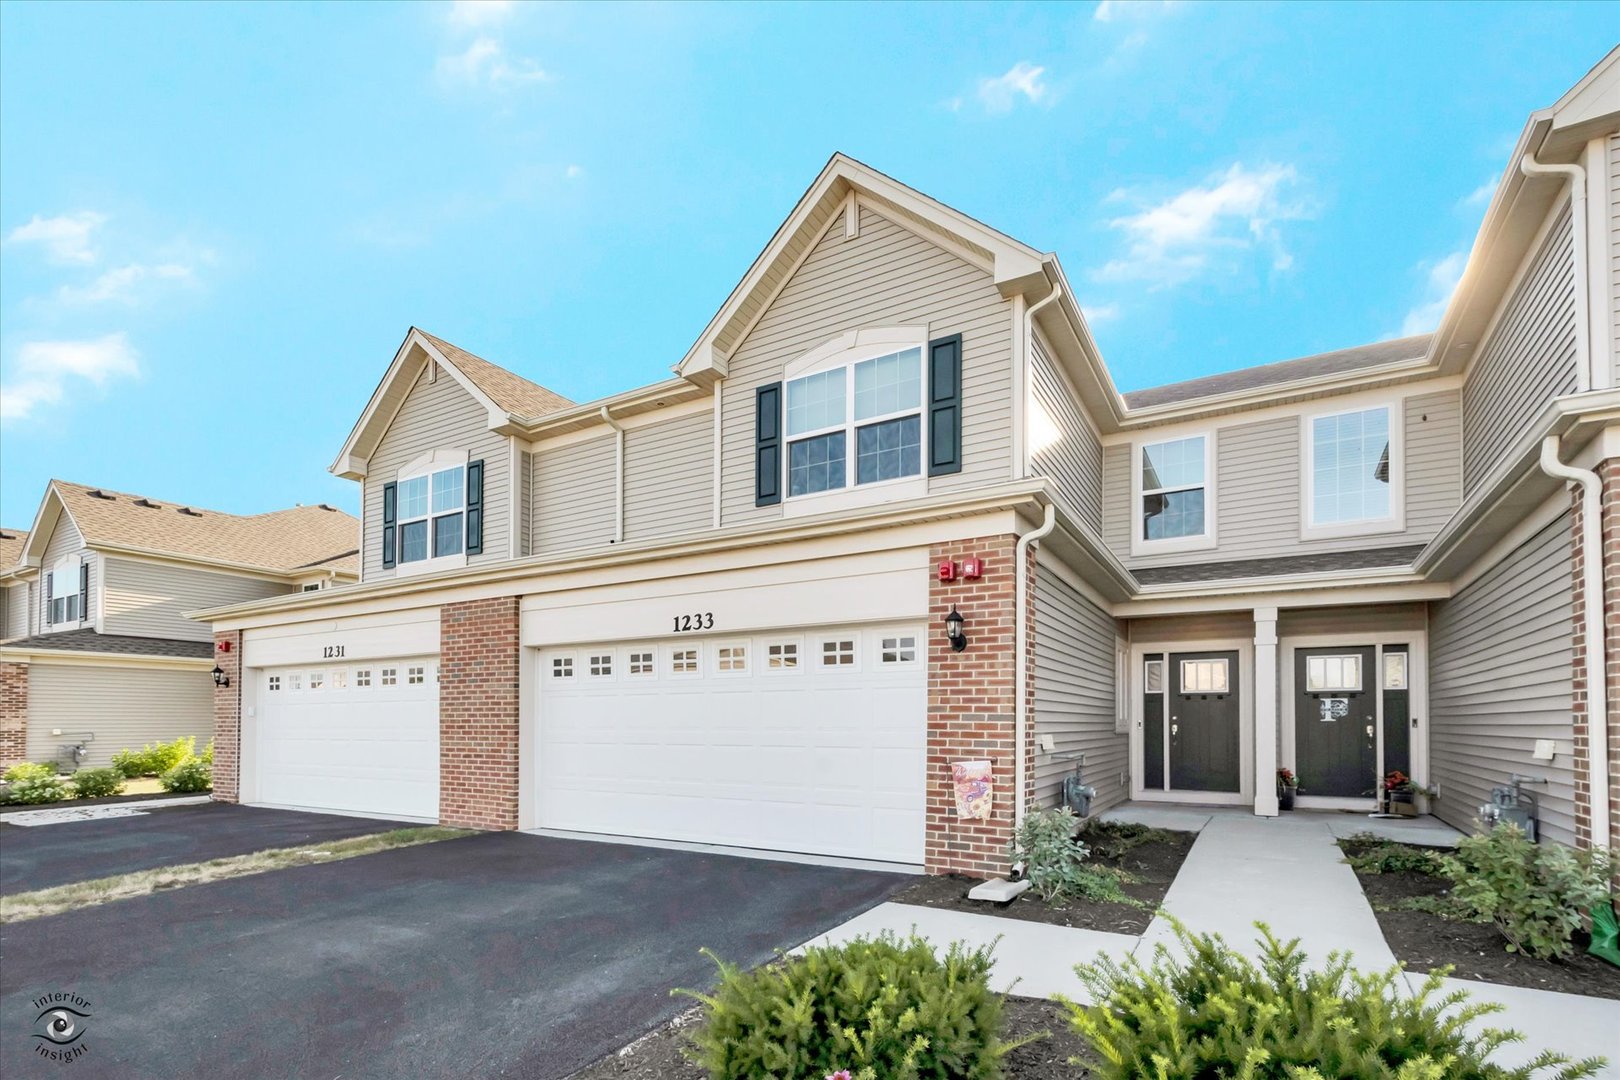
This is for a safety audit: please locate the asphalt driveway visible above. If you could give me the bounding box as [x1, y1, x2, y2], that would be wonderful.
[0, 802, 421, 893]
[0, 831, 906, 1078]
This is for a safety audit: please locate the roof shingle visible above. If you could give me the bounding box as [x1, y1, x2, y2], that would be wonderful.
[417, 330, 575, 419]
[1123, 335, 1434, 410]
[0, 528, 27, 574]
[0, 628, 214, 658]
[1131, 545, 1426, 586]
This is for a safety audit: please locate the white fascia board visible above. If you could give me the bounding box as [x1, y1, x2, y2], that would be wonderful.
[1115, 578, 1450, 618]
[17, 485, 70, 568]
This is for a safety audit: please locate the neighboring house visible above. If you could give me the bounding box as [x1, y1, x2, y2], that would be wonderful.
[196, 51, 1618, 876]
[0, 482, 358, 771]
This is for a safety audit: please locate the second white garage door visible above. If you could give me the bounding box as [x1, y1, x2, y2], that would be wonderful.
[254, 658, 440, 820]
[537, 624, 925, 864]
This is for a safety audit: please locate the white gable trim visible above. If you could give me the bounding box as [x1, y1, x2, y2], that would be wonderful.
[18, 484, 82, 569]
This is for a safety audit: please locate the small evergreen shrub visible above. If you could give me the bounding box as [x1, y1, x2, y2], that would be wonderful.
[1010, 806, 1134, 905]
[160, 757, 211, 793]
[3, 761, 56, 784]
[1067, 920, 1605, 1079]
[1440, 822, 1613, 961]
[1340, 833, 1448, 876]
[71, 767, 125, 798]
[6, 773, 70, 805]
[113, 736, 196, 778]
[678, 932, 1014, 1079]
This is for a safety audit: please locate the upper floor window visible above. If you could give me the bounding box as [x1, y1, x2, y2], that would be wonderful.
[1137, 435, 1211, 551]
[785, 346, 924, 498]
[47, 558, 82, 625]
[399, 463, 464, 564]
[1306, 406, 1399, 536]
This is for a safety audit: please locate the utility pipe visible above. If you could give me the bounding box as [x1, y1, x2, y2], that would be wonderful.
[1539, 435, 1610, 850]
[599, 405, 625, 543]
[1014, 502, 1057, 838]
[1520, 152, 1590, 391]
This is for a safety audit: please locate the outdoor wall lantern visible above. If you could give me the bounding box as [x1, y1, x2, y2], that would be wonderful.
[211, 664, 230, 688]
[944, 605, 968, 653]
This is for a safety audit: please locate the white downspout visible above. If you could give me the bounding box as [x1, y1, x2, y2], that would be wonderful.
[1539, 435, 1610, 850]
[1520, 152, 1590, 391]
[1014, 502, 1057, 837]
[600, 406, 625, 544]
[1020, 283, 1064, 477]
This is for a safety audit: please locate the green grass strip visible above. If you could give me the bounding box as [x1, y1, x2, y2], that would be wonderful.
[1, 826, 472, 923]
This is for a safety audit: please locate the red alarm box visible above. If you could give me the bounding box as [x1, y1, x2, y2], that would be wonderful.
[937, 560, 958, 582]
[961, 556, 984, 579]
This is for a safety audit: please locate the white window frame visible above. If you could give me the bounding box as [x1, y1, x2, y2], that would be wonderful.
[354, 668, 372, 688]
[1383, 652, 1408, 691]
[781, 328, 930, 517]
[1300, 402, 1405, 540]
[1131, 432, 1217, 556]
[1178, 658, 1230, 695]
[587, 651, 614, 678]
[714, 641, 749, 675]
[817, 635, 860, 672]
[287, 672, 303, 691]
[267, 674, 282, 692]
[395, 449, 469, 576]
[379, 666, 398, 687]
[764, 638, 802, 673]
[1305, 654, 1363, 693]
[47, 556, 83, 626]
[308, 670, 326, 691]
[626, 648, 656, 678]
[549, 655, 575, 680]
[407, 664, 426, 686]
[877, 632, 919, 666]
[668, 645, 701, 676]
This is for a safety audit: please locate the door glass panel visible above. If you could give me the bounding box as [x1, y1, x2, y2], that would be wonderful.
[1383, 652, 1407, 690]
[1178, 658, 1228, 694]
[1305, 654, 1362, 692]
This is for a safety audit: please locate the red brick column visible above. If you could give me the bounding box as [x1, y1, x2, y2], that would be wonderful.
[0, 661, 27, 768]
[212, 631, 242, 803]
[440, 596, 521, 830]
[1570, 457, 1620, 854]
[926, 535, 1033, 877]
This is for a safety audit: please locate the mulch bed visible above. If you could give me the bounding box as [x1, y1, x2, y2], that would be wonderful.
[888, 822, 1197, 935]
[567, 997, 1095, 1079]
[1338, 838, 1620, 1000]
[0, 788, 207, 815]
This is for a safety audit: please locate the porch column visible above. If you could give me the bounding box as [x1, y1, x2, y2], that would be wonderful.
[1253, 606, 1280, 817]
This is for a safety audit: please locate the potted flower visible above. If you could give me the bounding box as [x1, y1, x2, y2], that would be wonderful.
[1276, 768, 1299, 811]
[1381, 770, 1432, 816]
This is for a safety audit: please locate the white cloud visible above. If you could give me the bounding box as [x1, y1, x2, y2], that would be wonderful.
[1460, 177, 1496, 210]
[5, 211, 108, 265]
[976, 62, 1050, 114]
[1092, 162, 1309, 289]
[436, 35, 550, 88]
[1094, 0, 1180, 21]
[447, 0, 516, 28]
[565, 164, 583, 179]
[1082, 302, 1121, 324]
[0, 333, 140, 422]
[1398, 250, 1467, 337]
[56, 262, 196, 305]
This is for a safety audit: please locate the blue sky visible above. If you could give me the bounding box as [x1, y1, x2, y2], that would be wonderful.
[0, 1, 1611, 525]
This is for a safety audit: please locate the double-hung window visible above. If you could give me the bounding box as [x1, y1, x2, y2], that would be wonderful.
[47, 558, 81, 625]
[398, 463, 465, 564]
[1305, 405, 1400, 537]
[785, 346, 924, 498]
[1136, 435, 1211, 551]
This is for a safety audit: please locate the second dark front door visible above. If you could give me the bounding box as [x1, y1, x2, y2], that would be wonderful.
[1168, 650, 1241, 792]
[1294, 646, 1377, 798]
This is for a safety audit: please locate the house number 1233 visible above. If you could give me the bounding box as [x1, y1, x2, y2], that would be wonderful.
[672, 613, 714, 633]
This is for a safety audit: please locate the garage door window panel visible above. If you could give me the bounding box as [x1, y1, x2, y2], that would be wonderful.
[355, 668, 372, 688]
[765, 640, 801, 672]
[879, 634, 918, 665]
[627, 649, 655, 677]
[669, 646, 701, 676]
[380, 667, 398, 687]
[588, 652, 614, 678]
[820, 637, 859, 670]
[268, 675, 282, 692]
[716, 643, 749, 675]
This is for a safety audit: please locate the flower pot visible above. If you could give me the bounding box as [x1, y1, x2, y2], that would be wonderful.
[1277, 788, 1296, 811]
[1389, 790, 1417, 816]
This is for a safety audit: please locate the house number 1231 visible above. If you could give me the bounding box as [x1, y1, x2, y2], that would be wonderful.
[323, 645, 346, 658]
[672, 613, 714, 633]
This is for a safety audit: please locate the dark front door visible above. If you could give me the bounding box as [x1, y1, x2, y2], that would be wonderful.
[1168, 650, 1240, 792]
[1294, 646, 1377, 797]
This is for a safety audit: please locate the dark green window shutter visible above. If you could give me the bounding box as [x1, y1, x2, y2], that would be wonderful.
[755, 382, 783, 507]
[466, 459, 484, 555]
[381, 482, 397, 569]
[927, 333, 963, 476]
[79, 561, 89, 621]
[44, 571, 53, 625]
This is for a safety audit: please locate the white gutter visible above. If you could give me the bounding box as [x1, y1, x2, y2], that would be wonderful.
[1020, 283, 1064, 476]
[1520, 152, 1590, 391]
[1014, 502, 1057, 836]
[599, 405, 626, 544]
[1539, 435, 1610, 850]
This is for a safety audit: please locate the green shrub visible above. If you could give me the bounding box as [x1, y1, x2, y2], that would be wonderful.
[678, 933, 1015, 1079]
[1080, 819, 1177, 862]
[1010, 806, 1134, 905]
[6, 773, 70, 805]
[199, 740, 214, 766]
[113, 736, 196, 778]
[159, 757, 211, 793]
[3, 761, 56, 784]
[1068, 919, 1605, 1079]
[70, 767, 126, 798]
[1440, 822, 1614, 961]
[1341, 833, 1448, 876]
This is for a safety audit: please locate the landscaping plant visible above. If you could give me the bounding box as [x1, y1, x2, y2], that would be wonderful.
[160, 757, 212, 793]
[5, 772, 69, 805]
[1010, 806, 1132, 905]
[1066, 919, 1606, 1079]
[1340, 832, 1449, 876]
[3, 761, 57, 784]
[113, 736, 196, 778]
[1440, 822, 1613, 961]
[677, 932, 1017, 1079]
[70, 767, 125, 798]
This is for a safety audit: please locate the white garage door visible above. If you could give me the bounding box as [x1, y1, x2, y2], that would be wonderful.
[255, 658, 440, 820]
[537, 624, 926, 864]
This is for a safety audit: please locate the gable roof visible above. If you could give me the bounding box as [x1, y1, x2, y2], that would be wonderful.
[0, 528, 26, 574]
[1122, 334, 1434, 409]
[20, 481, 359, 578]
[415, 330, 575, 417]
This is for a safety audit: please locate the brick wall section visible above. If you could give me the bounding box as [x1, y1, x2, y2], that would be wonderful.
[0, 661, 26, 768]
[440, 596, 521, 830]
[212, 631, 242, 803]
[926, 535, 1034, 877]
[1570, 457, 1620, 855]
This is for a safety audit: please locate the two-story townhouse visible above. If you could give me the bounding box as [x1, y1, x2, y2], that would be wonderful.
[196, 49, 1619, 877]
[0, 481, 359, 770]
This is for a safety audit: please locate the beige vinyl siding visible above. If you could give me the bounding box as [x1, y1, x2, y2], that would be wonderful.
[26, 662, 212, 770]
[720, 204, 1013, 525]
[1034, 566, 1126, 813]
[1129, 610, 1254, 644]
[3, 581, 32, 639]
[624, 410, 713, 543]
[1428, 514, 1577, 845]
[1277, 603, 1426, 638]
[361, 364, 511, 581]
[1030, 332, 1104, 532]
[1103, 389, 1461, 568]
[1461, 200, 1578, 493]
[518, 449, 533, 557]
[1610, 135, 1619, 387]
[40, 513, 91, 632]
[102, 557, 286, 641]
[532, 434, 616, 554]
